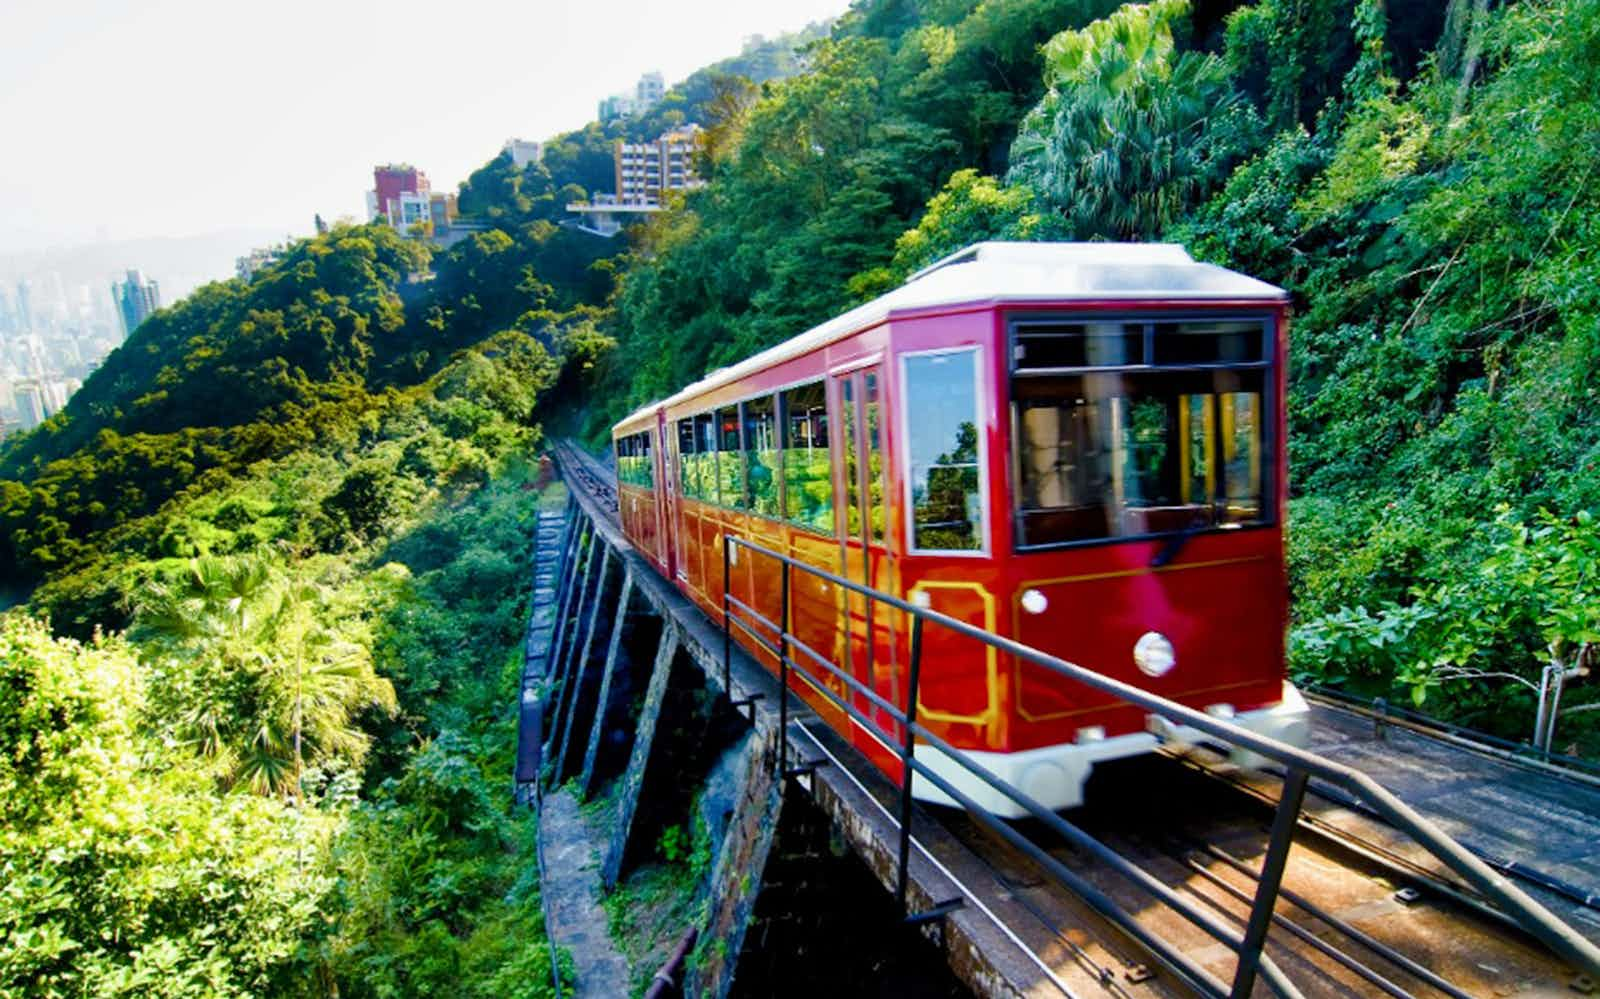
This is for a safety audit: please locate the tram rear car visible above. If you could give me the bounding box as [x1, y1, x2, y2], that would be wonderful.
[612, 243, 1309, 815]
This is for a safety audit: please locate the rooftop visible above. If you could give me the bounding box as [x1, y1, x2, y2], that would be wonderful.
[617, 241, 1288, 428]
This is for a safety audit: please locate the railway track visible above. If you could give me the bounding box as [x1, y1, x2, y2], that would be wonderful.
[549, 438, 1591, 998]
[552, 438, 617, 516]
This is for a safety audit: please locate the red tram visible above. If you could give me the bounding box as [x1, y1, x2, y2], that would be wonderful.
[611, 242, 1310, 815]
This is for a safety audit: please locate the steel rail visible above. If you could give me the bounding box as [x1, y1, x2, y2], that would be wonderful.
[723, 534, 1600, 981]
[1177, 856, 1420, 999]
[1196, 843, 1478, 999]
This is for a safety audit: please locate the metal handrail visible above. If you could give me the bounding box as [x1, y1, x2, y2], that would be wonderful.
[720, 534, 1600, 996]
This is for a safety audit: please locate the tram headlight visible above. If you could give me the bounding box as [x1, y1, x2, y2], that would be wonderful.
[1133, 631, 1176, 678]
[1020, 589, 1048, 615]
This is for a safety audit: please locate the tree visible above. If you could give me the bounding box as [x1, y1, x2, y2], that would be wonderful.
[135, 555, 397, 797]
[1008, 0, 1247, 240]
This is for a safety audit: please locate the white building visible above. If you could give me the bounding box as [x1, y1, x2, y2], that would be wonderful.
[504, 138, 544, 168]
[598, 70, 668, 121]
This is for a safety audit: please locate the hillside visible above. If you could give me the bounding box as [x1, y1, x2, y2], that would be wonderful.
[568, 0, 1600, 747]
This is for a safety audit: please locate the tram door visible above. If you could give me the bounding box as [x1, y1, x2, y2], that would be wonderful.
[656, 413, 676, 578]
[663, 416, 684, 582]
[832, 366, 898, 745]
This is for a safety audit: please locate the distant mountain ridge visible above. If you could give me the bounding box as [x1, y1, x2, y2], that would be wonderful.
[0, 227, 289, 304]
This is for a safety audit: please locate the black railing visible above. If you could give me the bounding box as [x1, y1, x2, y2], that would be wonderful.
[720, 535, 1600, 997]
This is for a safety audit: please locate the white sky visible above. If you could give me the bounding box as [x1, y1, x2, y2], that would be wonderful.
[0, 0, 848, 253]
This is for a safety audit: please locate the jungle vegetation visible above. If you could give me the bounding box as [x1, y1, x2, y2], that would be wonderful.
[1, 0, 1596, 994]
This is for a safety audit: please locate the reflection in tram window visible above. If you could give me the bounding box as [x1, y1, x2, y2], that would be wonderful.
[694, 412, 718, 506]
[864, 372, 887, 543]
[904, 350, 983, 552]
[677, 419, 696, 499]
[1013, 362, 1268, 547]
[619, 432, 652, 488]
[718, 406, 744, 509]
[743, 395, 780, 517]
[782, 382, 833, 534]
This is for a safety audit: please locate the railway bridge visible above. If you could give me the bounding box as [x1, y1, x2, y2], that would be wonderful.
[516, 439, 1600, 998]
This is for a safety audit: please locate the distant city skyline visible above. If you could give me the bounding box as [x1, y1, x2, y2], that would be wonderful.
[0, 0, 845, 256]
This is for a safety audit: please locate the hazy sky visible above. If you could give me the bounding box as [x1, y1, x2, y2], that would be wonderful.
[0, 0, 848, 254]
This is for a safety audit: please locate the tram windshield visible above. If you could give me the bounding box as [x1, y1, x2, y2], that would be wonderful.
[1011, 318, 1271, 549]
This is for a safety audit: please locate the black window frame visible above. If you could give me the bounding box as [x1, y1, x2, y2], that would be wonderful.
[1006, 311, 1279, 553]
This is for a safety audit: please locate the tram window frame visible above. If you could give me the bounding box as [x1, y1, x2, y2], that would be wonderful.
[638, 431, 653, 490]
[901, 346, 989, 556]
[676, 418, 697, 500]
[1007, 312, 1276, 552]
[781, 380, 834, 535]
[743, 394, 781, 517]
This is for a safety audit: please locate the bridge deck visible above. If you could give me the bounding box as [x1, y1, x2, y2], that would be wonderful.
[1299, 700, 1600, 938]
[546, 440, 1597, 997]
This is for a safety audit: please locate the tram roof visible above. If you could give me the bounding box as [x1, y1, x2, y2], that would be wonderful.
[615, 241, 1287, 430]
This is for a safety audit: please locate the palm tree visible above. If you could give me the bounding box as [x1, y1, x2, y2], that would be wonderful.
[1008, 0, 1242, 239]
[135, 555, 396, 798]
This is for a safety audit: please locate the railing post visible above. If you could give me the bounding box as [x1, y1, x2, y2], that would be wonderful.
[778, 558, 792, 775]
[722, 536, 732, 695]
[896, 614, 926, 914]
[1231, 766, 1308, 998]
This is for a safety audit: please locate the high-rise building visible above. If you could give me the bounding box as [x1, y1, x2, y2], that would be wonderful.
[15, 279, 33, 332]
[112, 269, 161, 340]
[615, 125, 704, 205]
[568, 126, 705, 237]
[504, 138, 543, 168]
[636, 71, 665, 105]
[367, 164, 431, 225]
[14, 380, 47, 430]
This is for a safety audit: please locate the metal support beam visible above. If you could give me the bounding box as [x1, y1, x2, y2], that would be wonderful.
[555, 545, 614, 780]
[544, 517, 586, 683]
[604, 621, 680, 889]
[545, 524, 599, 779]
[579, 571, 636, 799]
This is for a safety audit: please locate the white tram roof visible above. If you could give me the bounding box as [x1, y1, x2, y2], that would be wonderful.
[615, 241, 1286, 430]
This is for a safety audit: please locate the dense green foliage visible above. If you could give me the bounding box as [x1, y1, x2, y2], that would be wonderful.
[0, 225, 570, 995]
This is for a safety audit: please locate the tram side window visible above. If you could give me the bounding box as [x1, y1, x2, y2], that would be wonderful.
[677, 419, 697, 499]
[694, 412, 719, 506]
[904, 350, 983, 552]
[622, 432, 652, 489]
[864, 372, 887, 544]
[781, 382, 833, 534]
[717, 407, 744, 509]
[1012, 318, 1269, 548]
[841, 379, 861, 537]
[744, 395, 780, 517]
[618, 434, 648, 487]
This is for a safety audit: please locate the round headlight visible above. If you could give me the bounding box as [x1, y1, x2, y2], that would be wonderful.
[1133, 631, 1176, 678]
